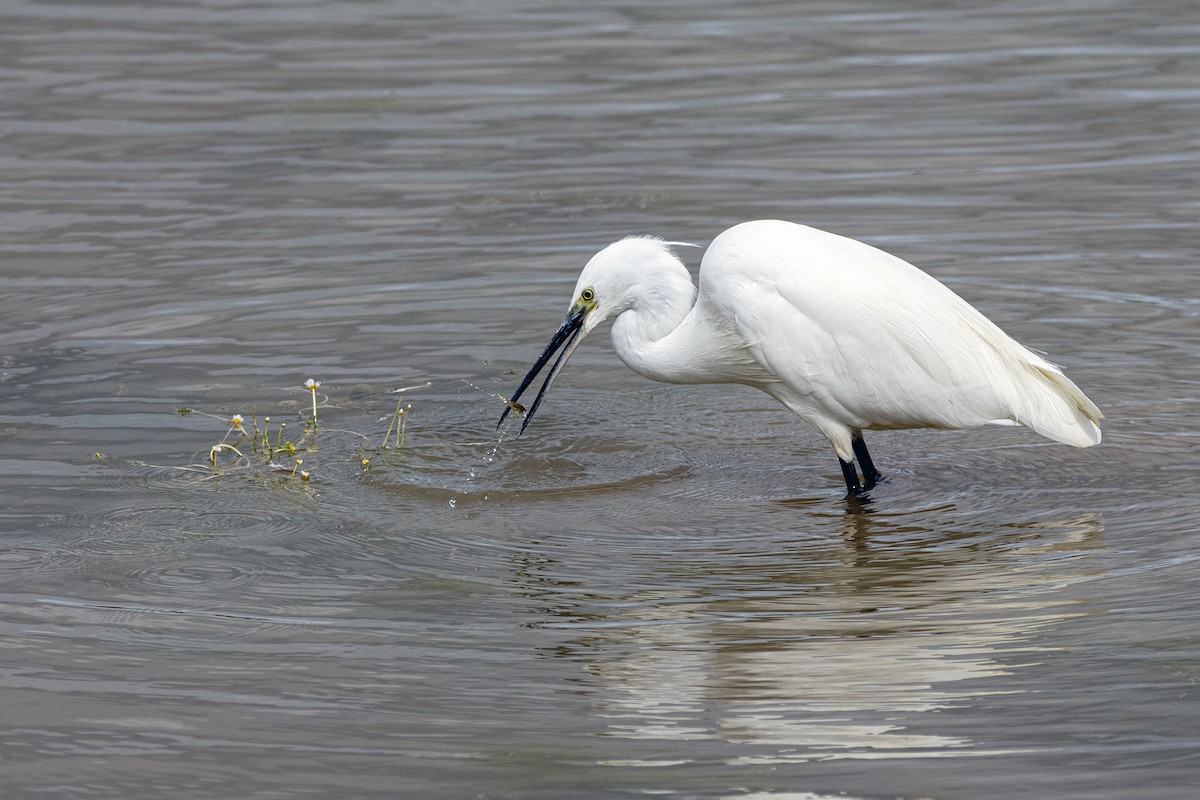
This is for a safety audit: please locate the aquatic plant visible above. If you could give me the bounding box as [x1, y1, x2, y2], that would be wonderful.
[165, 379, 430, 485]
[305, 378, 321, 427]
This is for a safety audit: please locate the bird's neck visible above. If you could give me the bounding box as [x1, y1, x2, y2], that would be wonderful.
[609, 268, 708, 384]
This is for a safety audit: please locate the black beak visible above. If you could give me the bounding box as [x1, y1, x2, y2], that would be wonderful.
[498, 302, 590, 436]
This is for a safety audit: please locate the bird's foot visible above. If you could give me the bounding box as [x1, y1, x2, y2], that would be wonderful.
[844, 489, 874, 508]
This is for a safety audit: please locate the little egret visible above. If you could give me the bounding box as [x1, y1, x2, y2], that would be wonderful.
[499, 220, 1101, 495]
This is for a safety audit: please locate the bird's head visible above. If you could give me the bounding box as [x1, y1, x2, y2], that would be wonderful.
[498, 237, 695, 435]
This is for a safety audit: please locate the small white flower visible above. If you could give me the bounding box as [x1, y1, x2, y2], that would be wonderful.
[305, 379, 321, 423]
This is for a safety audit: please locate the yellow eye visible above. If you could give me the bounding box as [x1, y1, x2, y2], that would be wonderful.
[580, 287, 595, 302]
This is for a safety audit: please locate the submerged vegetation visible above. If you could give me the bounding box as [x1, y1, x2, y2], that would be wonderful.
[90, 378, 527, 492]
[162, 379, 431, 484]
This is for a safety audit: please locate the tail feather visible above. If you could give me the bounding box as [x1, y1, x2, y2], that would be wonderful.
[1015, 362, 1102, 447]
[943, 288, 1102, 449]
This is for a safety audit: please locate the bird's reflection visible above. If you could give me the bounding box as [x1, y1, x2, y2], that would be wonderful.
[511, 508, 1104, 760]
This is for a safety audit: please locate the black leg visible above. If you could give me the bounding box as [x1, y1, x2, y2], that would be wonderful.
[851, 432, 883, 489]
[839, 457, 864, 495]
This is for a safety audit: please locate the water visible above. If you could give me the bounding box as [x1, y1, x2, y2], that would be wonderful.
[2, 1, 1198, 797]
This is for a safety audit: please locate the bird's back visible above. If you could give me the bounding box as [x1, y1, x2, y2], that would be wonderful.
[696, 220, 1101, 449]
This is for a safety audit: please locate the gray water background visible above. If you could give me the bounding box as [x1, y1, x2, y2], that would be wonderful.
[1, 1, 1198, 798]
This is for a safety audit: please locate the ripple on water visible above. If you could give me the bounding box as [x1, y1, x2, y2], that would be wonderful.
[62, 499, 304, 562]
[3, 460, 330, 614]
[0, 544, 56, 573]
[122, 557, 266, 593]
[363, 431, 694, 507]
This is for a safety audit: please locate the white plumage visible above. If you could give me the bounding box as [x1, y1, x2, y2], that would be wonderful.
[500, 219, 1101, 494]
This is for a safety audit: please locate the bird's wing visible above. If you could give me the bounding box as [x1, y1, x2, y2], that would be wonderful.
[701, 221, 1096, 442]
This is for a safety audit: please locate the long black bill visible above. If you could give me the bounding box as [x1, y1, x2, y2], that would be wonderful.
[498, 302, 589, 436]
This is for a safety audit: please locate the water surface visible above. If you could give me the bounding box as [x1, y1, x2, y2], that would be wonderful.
[2, 1, 1198, 798]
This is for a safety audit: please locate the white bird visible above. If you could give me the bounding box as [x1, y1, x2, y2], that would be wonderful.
[499, 220, 1102, 495]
